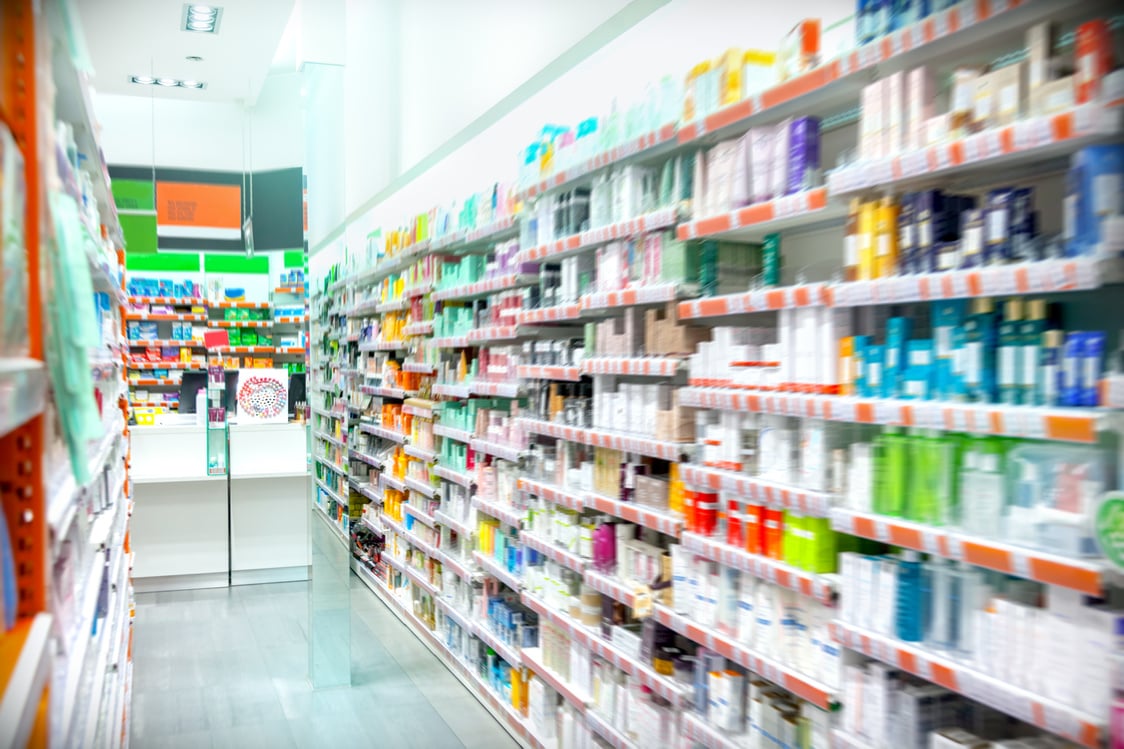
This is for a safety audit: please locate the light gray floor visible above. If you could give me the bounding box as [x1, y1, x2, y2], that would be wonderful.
[131, 577, 520, 749]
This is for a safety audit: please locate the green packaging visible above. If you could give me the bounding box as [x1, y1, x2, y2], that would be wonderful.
[762, 232, 781, 287]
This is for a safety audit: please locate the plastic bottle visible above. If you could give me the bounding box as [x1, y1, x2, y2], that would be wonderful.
[895, 551, 925, 642]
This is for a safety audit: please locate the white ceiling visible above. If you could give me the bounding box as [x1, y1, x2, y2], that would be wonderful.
[75, 0, 297, 104]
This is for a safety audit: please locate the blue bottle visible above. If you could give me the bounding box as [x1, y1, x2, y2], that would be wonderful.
[895, 551, 926, 642]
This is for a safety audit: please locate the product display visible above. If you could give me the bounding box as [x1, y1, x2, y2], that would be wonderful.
[308, 4, 1124, 749]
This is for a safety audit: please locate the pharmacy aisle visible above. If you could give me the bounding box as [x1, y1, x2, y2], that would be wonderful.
[307, 1, 1124, 748]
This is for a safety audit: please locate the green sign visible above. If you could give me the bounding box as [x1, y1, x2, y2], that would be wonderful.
[1095, 492, 1124, 568]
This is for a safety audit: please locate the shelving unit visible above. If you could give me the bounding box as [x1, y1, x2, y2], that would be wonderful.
[308, 2, 1124, 748]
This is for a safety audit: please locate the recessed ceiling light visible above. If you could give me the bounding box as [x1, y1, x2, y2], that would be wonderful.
[182, 4, 222, 33]
[130, 75, 155, 85]
[185, 55, 204, 62]
[156, 77, 179, 87]
[130, 75, 207, 90]
[180, 80, 205, 89]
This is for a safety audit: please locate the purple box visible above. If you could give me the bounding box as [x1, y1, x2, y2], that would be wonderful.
[786, 116, 821, 195]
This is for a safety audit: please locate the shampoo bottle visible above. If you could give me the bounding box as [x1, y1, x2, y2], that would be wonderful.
[1037, 329, 1063, 406]
[997, 299, 1023, 405]
[895, 551, 925, 642]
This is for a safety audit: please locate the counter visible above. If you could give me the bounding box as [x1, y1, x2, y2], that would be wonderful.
[131, 421, 310, 591]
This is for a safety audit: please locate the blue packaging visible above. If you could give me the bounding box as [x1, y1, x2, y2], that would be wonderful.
[985, 189, 1013, 264]
[865, 344, 886, 398]
[1082, 331, 1106, 407]
[1010, 188, 1036, 261]
[852, 335, 870, 396]
[786, 117, 821, 195]
[1073, 144, 1124, 255]
[856, 0, 873, 45]
[959, 209, 985, 269]
[898, 193, 917, 274]
[1061, 332, 1085, 407]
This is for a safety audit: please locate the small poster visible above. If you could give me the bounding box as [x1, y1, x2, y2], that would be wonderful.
[235, 368, 288, 424]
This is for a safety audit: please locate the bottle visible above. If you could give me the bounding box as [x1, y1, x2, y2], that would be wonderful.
[843, 199, 861, 282]
[963, 298, 997, 403]
[858, 200, 877, 280]
[997, 299, 1023, 405]
[1037, 330, 1063, 406]
[924, 557, 951, 650]
[875, 427, 908, 517]
[1020, 300, 1047, 405]
[895, 551, 925, 642]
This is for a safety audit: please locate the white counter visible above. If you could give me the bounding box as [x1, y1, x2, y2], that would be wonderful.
[131, 422, 311, 591]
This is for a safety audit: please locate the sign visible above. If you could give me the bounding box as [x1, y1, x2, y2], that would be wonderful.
[1095, 492, 1124, 569]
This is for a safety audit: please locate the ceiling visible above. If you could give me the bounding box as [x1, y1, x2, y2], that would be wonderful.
[75, 0, 297, 104]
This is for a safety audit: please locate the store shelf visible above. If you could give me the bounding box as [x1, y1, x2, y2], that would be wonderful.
[210, 320, 273, 329]
[584, 492, 682, 538]
[520, 123, 678, 201]
[274, 285, 305, 295]
[680, 532, 836, 605]
[580, 283, 686, 312]
[434, 509, 474, 539]
[126, 296, 202, 306]
[433, 464, 474, 488]
[516, 364, 581, 382]
[519, 418, 692, 462]
[314, 431, 347, 449]
[471, 381, 521, 398]
[0, 358, 47, 438]
[357, 340, 406, 352]
[376, 298, 411, 313]
[518, 207, 679, 264]
[314, 456, 347, 477]
[678, 282, 829, 319]
[403, 283, 434, 299]
[380, 473, 407, 493]
[679, 388, 1108, 444]
[404, 444, 437, 465]
[580, 356, 683, 377]
[653, 604, 837, 711]
[469, 437, 525, 463]
[473, 551, 522, 591]
[466, 325, 524, 344]
[402, 503, 437, 529]
[126, 361, 200, 371]
[830, 507, 1116, 597]
[274, 314, 309, 325]
[276, 346, 306, 355]
[585, 711, 638, 749]
[208, 346, 275, 355]
[403, 321, 434, 337]
[679, 188, 842, 243]
[582, 570, 639, 608]
[433, 424, 474, 444]
[431, 336, 470, 349]
[211, 301, 271, 310]
[353, 482, 383, 504]
[679, 712, 745, 749]
[516, 478, 584, 512]
[403, 361, 437, 374]
[519, 530, 586, 573]
[472, 620, 522, 668]
[125, 339, 203, 348]
[520, 648, 589, 711]
[403, 476, 437, 498]
[432, 382, 473, 399]
[403, 399, 434, 419]
[349, 299, 381, 317]
[359, 384, 411, 399]
[0, 614, 53, 749]
[314, 477, 346, 505]
[515, 303, 583, 326]
[435, 597, 473, 633]
[359, 422, 408, 444]
[471, 496, 524, 530]
[349, 448, 383, 469]
[828, 102, 1123, 196]
[830, 619, 1102, 748]
[124, 312, 206, 322]
[680, 464, 835, 518]
[433, 273, 538, 302]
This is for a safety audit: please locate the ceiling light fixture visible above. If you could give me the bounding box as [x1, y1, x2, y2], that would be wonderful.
[129, 75, 207, 90]
[182, 4, 222, 34]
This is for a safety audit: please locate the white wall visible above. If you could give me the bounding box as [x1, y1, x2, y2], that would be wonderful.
[95, 72, 305, 172]
[327, 0, 854, 258]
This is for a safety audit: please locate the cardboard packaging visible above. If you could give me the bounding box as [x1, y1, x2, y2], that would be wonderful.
[645, 302, 711, 355]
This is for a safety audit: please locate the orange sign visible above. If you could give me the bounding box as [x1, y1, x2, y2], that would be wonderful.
[156, 182, 241, 229]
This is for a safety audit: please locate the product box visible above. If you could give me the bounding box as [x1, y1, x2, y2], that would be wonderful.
[645, 303, 711, 355]
[655, 389, 694, 442]
[929, 728, 990, 749]
[634, 475, 670, 510]
[1030, 75, 1075, 116]
[1026, 22, 1054, 95]
[906, 67, 935, 151]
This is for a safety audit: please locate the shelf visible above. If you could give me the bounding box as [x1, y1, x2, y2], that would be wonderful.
[435, 597, 473, 633]
[210, 320, 273, 329]
[359, 384, 411, 399]
[433, 424, 474, 444]
[124, 312, 206, 322]
[431, 336, 470, 349]
[678, 283, 829, 319]
[359, 422, 408, 443]
[679, 712, 744, 749]
[433, 464, 474, 488]
[469, 437, 525, 463]
[519, 418, 692, 462]
[582, 569, 638, 608]
[0, 614, 52, 749]
[580, 356, 683, 377]
[211, 301, 271, 310]
[517, 206, 679, 264]
[516, 478, 584, 512]
[314, 477, 346, 505]
[580, 283, 686, 313]
[466, 325, 524, 344]
[380, 473, 407, 493]
[653, 604, 837, 711]
[313, 431, 347, 449]
[403, 476, 437, 498]
[276, 346, 306, 355]
[126, 296, 202, 306]
[680, 531, 836, 605]
[376, 298, 411, 313]
[353, 482, 383, 503]
[515, 303, 582, 326]
[471, 621, 522, 669]
[402, 399, 434, 419]
[349, 448, 383, 469]
[403, 321, 434, 337]
[402, 503, 437, 529]
[520, 648, 589, 712]
[830, 620, 1102, 748]
[357, 340, 406, 352]
[433, 273, 539, 302]
[679, 464, 835, 518]
[520, 123, 677, 201]
[125, 339, 203, 348]
[471, 496, 524, 530]
[471, 381, 521, 398]
[830, 507, 1115, 597]
[274, 286, 305, 295]
[472, 551, 522, 591]
[678, 388, 1108, 444]
[679, 188, 841, 243]
[403, 444, 436, 465]
[516, 364, 581, 382]
[208, 346, 275, 355]
[519, 530, 586, 573]
[828, 103, 1122, 196]
[403, 361, 437, 374]
[0, 358, 46, 438]
[433, 509, 473, 539]
[585, 711, 638, 749]
[314, 456, 347, 477]
[403, 283, 434, 299]
[273, 315, 308, 325]
[584, 492, 682, 537]
[432, 382, 473, 399]
[126, 361, 201, 371]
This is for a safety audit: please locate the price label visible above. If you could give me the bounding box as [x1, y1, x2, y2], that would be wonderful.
[915, 657, 933, 680]
[1014, 120, 1035, 151]
[1033, 117, 1054, 147]
[1074, 258, 1097, 289]
[1010, 551, 1033, 580]
[903, 149, 927, 177]
[1073, 103, 1095, 135]
[1041, 703, 1080, 739]
[875, 400, 902, 425]
[934, 146, 952, 172]
[959, 1, 977, 27]
[947, 535, 965, 560]
[891, 31, 905, 57]
[874, 519, 891, 543]
[1020, 411, 1047, 441]
[962, 135, 980, 163]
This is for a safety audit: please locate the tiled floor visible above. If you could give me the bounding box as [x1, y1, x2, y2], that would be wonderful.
[131, 577, 520, 749]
